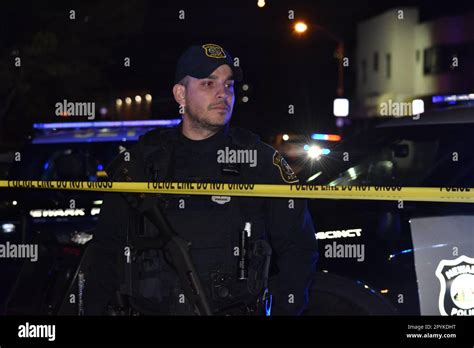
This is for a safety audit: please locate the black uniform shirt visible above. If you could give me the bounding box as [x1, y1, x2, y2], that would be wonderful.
[170, 127, 226, 182]
[83, 125, 318, 315]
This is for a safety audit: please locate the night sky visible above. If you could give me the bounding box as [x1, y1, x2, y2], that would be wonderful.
[1, 0, 474, 146]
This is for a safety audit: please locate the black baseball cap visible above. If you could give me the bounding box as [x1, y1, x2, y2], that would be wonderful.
[174, 43, 243, 84]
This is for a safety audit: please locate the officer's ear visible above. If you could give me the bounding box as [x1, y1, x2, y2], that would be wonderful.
[172, 83, 186, 106]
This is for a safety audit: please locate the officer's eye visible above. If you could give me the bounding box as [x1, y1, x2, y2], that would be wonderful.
[203, 81, 213, 87]
[225, 82, 234, 89]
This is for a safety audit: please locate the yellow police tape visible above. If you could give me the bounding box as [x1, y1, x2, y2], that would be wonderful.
[1, 180, 474, 203]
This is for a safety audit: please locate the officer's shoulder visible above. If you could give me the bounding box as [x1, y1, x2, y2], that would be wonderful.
[229, 127, 261, 149]
[138, 126, 178, 146]
[105, 127, 177, 179]
[260, 143, 299, 184]
[258, 140, 279, 157]
[255, 140, 299, 184]
[229, 127, 298, 183]
[228, 126, 283, 157]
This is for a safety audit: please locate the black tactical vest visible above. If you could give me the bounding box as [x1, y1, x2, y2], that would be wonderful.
[112, 126, 272, 315]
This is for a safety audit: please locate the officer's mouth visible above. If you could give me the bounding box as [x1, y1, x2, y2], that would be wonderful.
[212, 108, 228, 112]
[210, 103, 229, 111]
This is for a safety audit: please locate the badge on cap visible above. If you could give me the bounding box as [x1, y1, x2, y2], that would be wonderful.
[272, 151, 299, 184]
[202, 44, 227, 59]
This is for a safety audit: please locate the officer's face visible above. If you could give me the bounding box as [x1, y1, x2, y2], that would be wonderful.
[181, 64, 235, 130]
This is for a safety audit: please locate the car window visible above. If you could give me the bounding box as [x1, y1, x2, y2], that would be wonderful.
[316, 124, 474, 187]
[9, 142, 134, 181]
[328, 139, 439, 186]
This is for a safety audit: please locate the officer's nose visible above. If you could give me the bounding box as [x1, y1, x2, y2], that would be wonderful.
[216, 83, 229, 100]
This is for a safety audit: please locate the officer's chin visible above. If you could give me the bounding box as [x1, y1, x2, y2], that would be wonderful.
[207, 113, 231, 127]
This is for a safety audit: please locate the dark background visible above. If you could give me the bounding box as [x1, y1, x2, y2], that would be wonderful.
[1, 0, 474, 147]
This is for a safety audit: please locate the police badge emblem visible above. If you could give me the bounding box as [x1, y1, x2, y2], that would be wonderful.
[211, 196, 231, 205]
[435, 255, 474, 316]
[202, 44, 226, 59]
[272, 151, 298, 184]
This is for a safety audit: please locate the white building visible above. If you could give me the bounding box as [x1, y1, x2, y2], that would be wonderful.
[355, 7, 474, 117]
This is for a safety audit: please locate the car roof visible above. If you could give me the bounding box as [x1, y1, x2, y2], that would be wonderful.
[376, 106, 474, 128]
[31, 119, 181, 144]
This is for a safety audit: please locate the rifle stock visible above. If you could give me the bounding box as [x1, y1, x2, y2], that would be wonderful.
[122, 190, 213, 316]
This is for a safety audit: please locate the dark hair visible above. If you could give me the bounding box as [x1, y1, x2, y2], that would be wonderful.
[178, 76, 190, 87]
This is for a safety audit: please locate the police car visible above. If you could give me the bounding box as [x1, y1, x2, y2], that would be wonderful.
[1, 119, 180, 315]
[3, 110, 473, 316]
[304, 106, 474, 316]
[273, 132, 339, 178]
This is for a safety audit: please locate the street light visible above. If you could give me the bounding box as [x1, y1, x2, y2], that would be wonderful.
[293, 21, 345, 97]
[294, 22, 308, 33]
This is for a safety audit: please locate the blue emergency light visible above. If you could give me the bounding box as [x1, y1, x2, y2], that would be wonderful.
[432, 93, 474, 104]
[311, 133, 341, 141]
[32, 119, 182, 144]
[33, 119, 181, 129]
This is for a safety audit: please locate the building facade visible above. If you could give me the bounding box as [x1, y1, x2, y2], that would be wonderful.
[355, 8, 474, 118]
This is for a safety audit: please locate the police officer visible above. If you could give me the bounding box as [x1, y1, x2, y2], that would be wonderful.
[83, 43, 318, 315]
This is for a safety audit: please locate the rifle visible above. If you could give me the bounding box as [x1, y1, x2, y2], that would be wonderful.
[118, 168, 213, 316]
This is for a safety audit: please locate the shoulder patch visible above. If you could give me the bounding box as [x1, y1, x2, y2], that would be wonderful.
[272, 151, 299, 184]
